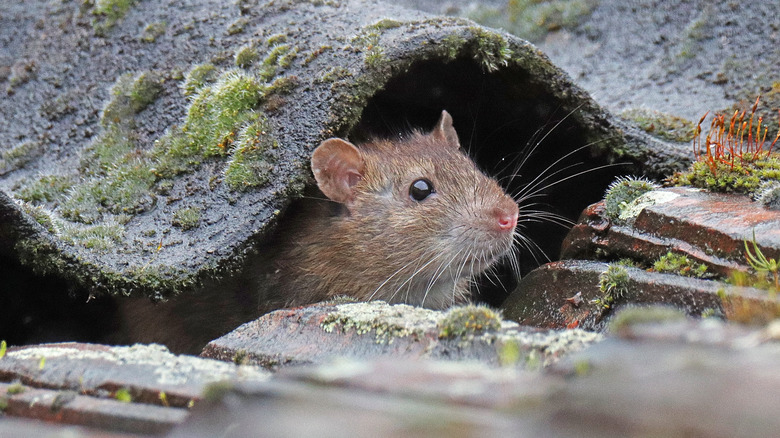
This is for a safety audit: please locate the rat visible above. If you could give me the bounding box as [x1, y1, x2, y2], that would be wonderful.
[269, 110, 519, 310]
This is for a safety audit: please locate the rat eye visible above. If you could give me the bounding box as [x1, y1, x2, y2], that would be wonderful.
[409, 178, 435, 201]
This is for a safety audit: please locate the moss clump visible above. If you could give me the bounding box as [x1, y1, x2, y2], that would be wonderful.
[62, 159, 156, 223]
[467, 0, 595, 42]
[91, 0, 134, 35]
[596, 264, 631, 309]
[15, 175, 73, 203]
[141, 21, 166, 43]
[468, 27, 512, 72]
[226, 17, 248, 35]
[259, 44, 297, 81]
[0, 140, 42, 174]
[266, 33, 287, 46]
[603, 176, 658, 220]
[18, 203, 58, 234]
[608, 305, 687, 333]
[181, 63, 218, 97]
[621, 108, 696, 143]
[669, 155, 780, 194]
[224, 117, 276, 191]
[80, 124, 136, 176]
[172, 207, 201, 230]
[102, 72, 163, 125]
[303, 45, 332, 65]
[438, 304, 502, 338]
[234, 44, 259, 68]
[61, 221, 124, 251]
[266, 75, 299, 96]
[652, 252, 710, 278]
[755, 180, 780, 210]
[6, 382, 24, 395]
[316, 66, 351, 84]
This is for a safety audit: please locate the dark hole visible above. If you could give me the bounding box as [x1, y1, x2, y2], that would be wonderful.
[351, 58, 627, 306]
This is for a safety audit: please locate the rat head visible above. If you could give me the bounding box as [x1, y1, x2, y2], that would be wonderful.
[311, 110, 519, 308]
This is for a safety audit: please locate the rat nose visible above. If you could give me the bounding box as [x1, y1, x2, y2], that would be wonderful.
[494, 207, 518, 232]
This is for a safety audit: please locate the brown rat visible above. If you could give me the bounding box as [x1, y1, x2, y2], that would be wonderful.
[271, 110, 519, 310]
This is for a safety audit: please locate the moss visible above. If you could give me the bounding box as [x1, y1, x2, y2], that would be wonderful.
[102, 72, 163, 125]
[438, 34, 467, 61]
[608, 305, 686, 333]
[18, 203, 58, 234]
[266, 75, 299, 95]
[80, 124, 136, 176]
[202, 381, 234, 402]
[468, 27, 512, 72]
[141, 21, 167, 43]
[0, 396, 7, 412]
[596, 264, 631, 308]
[61, 221, 124, 251]
[226, 17, 249, 35]
[603, 176, 658, 220]
[234, 44, 259, 68]
[6, 382, 24, 395]
[620, 108, 696, 143]
[755, 180, 780, 210]
[223, 116, 276, 191]
[0, 140, 43, 174]
[438, 304, 502, 338]
[91, 0, 135, 35]
[369, 18, 402, 30]
[316, 66, 351, 83]
[62, 159, 156, 223]
[670, 154, 780, 194]
[114, 387, 132, 403]
[303, 45, 332, 65]
[467, 0, 595, 42]
[351, 29, 383, 68]
[232, 349, 249, 365]
[172, 207, 201, 230]
[181, 63, 218, 97]
[266, 33, 287, 46]
[652, 252, 710, 278]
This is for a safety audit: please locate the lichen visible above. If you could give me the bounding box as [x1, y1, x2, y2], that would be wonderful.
[320, 302, 439, 345]
[438, 304, 502, 338]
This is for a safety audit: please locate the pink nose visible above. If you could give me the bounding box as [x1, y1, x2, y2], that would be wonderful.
[495, 208, 518, 232]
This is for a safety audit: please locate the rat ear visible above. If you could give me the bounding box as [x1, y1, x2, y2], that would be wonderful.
[311, 138, 365, 204]
[431, 110, 461, 149]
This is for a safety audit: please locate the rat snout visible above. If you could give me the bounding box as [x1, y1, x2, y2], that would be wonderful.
[493, 201, 519, 232]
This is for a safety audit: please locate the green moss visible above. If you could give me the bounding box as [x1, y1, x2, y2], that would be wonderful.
[62, 157, 156, 224]
[303, 45, 332, 65]
[181, 63, 218, 97]
[18, 203, 58, 234]
[234, 44, 259, 68]
[266, 33, 287, 46]
[316, 66, 351, 83]
[438, 304, 502, 338]
[0, 396, 7, 412]
[0, 140, 42, 174]
[102, 72, 163, 125]
[259, 44, 297, 81]
[226, 17, 248, 35]
[232, 349, 249, 365]
[603, 176, 658, 220]
[369, 18, 402, 30]
[80, 124, 136, 176]
[6, 382, 24, 395]
[202, 381, 234, 402]
[172, 207, 201, 230]
[670, 154, 780, 194]
[596, 264, 631, 309]
[467, 0, 595, 42]
[351, 30, 383, 68]
[608, 305, 686, 333]
[114, 387, 132, 403]
[61, 221, 124, 251]
[224, 116, 275, 191]
[468, 27, 512, 72]
[620, 108, 696, 143]
[141, 21, 166, 43]
[91, 0, 134, 35]
[266, 75, 299, 95]
[652, 252, 710, 278]
[438, 34, 467, 61]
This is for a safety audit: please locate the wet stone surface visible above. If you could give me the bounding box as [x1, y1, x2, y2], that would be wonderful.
[201, 301, 602, 369]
